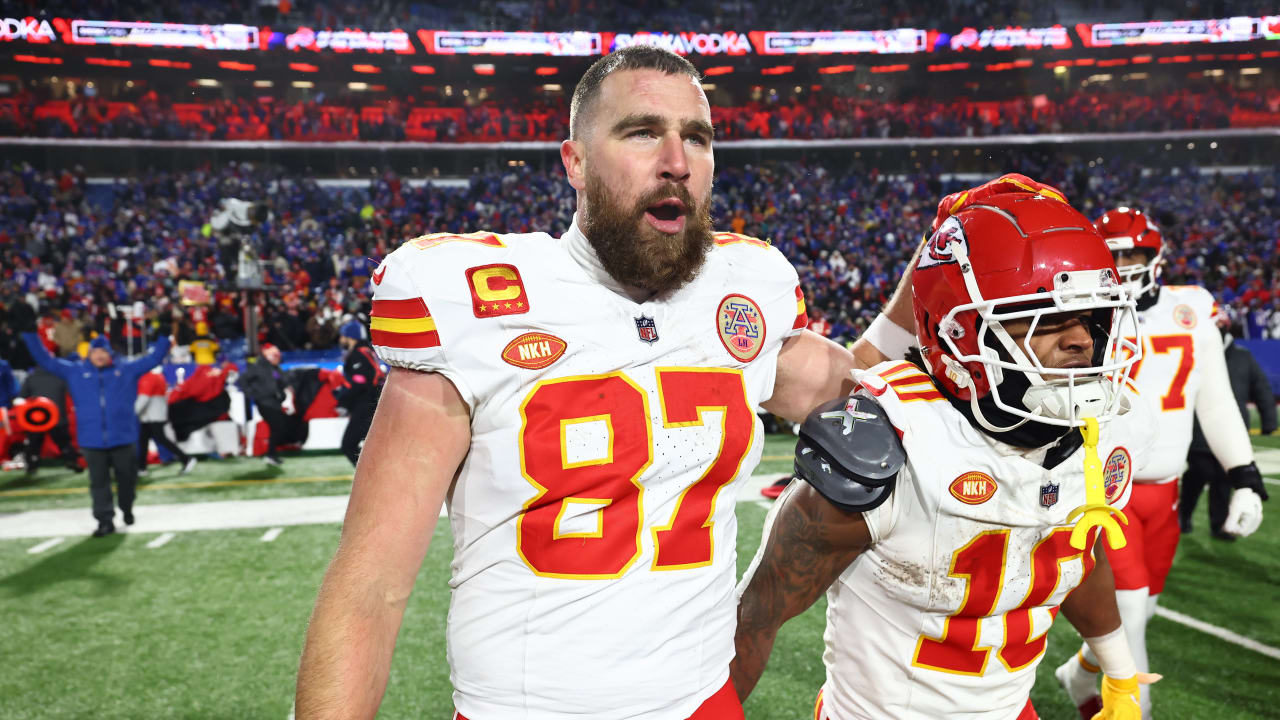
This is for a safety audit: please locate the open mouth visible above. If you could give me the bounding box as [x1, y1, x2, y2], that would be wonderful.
[645, 197, 686, 222]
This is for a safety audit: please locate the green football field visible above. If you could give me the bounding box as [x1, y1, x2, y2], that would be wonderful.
[1, 433, 1278, 719]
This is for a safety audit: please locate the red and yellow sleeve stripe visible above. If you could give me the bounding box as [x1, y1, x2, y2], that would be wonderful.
[370, 298, 440, 349]
[793, 285, 808, 330]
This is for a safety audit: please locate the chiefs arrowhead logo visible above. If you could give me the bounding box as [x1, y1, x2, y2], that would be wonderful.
[371, 262, 387, 286]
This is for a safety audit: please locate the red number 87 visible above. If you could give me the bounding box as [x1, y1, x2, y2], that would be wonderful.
[516, 368, 754, 579]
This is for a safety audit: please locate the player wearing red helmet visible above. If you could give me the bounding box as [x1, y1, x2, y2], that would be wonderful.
[733, 177, 1158, 720]
[1056, 207, 1268, 719]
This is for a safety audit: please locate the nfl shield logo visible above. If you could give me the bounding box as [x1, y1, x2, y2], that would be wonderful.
[1040, 482, 1060, 509]
[635, 315, 659, 344]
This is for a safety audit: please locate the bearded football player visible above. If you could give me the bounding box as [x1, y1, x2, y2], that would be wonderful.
[732, 180, 1160, 720]
[295, 46, 922, 720]
[1054, 207, 1268, 719]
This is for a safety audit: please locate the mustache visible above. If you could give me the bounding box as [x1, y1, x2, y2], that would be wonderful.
[632, 183, 697, 217]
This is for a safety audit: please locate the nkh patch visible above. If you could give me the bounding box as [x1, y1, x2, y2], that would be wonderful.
[949, 471, 997, 505]
[501, 332, 566, 370]
[635, 315, 659, 343]
[717, 293, 766, 362]
[1104, 446, 1132, 503]
[1040, 481, 1060, 509]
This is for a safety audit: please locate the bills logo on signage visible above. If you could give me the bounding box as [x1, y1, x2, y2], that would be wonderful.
[1104, 446, 1132, 503]
[611, 31, 752, 55]
[917, 215, 967, 270]
[1, 17, 56, 42]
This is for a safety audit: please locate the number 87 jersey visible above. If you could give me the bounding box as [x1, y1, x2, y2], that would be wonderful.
[370, 225, 808, 720]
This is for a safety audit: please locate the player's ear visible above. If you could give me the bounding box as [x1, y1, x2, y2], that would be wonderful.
[561, 139, 586, 191]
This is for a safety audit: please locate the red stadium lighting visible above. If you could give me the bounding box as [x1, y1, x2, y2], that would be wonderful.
[818, 64, 856, 74]
[535, 66, 558, 76]
[473, 64, 495, 75]
[1262, 51, 1280, 58]
[1043, 60, 1072, 68]
[86, 57, 132, 68]
[1131, 55, 1152, 64]
[1158, 55, 1192, 64]
[14, 54, 61, 65]
[352, 64, 381, 74]
[289, 63, 319, 73]
[218, 61, 256, 72]
[761, 65, 794, 75]
[411, 65, 436, 74]
[1195, 54, 1215, 61]
[870, 64, 909, 73]
[927, 62, 970, 72]
[703, 66, 733, 76]
[1074, 58, 1096, 66]
[1013, 59, 1033, 67]
[1097, 58, 1129, 67]
[1236, 53, 1256, 61]
[149, 59, 192, 69]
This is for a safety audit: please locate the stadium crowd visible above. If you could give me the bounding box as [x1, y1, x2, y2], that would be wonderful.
[1, 156, 1277, 371]
[5, 85, 1278, 143]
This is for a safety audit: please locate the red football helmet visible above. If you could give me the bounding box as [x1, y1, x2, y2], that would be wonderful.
[913, 193, 1142, 432]
[1094, 207, 1163, 302]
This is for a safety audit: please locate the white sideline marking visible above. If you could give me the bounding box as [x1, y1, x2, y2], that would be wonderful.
[27, 537, 65, 554]
[1154, 606, 1280, 661]
[1256, 448, 1280, 476]
[146, 532, 176, 549]
[261, 527, 284, 543]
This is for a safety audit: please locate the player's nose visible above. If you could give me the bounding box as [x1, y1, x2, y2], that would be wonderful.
[1058, 317, 1094, 355]
[656, 133, 691, 184]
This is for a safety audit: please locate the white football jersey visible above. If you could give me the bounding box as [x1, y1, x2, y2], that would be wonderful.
[370, 220, 807, 719]
[818, 361, 1154, 720]
[1125, 285, 1221, 481]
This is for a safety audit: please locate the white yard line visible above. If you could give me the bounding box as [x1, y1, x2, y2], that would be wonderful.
[146, 532, 176, 549]
[1154, 606, 1280, 661]
[26, 537, 65, 554]
[261, 527, 285, 543]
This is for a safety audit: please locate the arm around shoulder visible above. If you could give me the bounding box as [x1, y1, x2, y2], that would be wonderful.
[295, 367, 471, 720]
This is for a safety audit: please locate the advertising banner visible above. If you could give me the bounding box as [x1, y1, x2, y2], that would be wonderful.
[1081, 16, 1271, 46]
[278, 27, 413, 53]
[946, 25, 1072, 50]
[753, 29, 930, 55]
[422, 30, 602, 55]
[69, 19, 259, 50]
[609, 31, 753, 55]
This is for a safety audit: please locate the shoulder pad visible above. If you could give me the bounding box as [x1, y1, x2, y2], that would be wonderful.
[712, 231, 770, 249]
[402, 231, 506, 252]
[793, 390, 905, 513]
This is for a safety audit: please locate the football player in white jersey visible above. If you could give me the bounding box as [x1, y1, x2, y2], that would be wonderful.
[294, 46, 923, 720]
[732, 186, 1161, 720]
[1055, 207, 1268, 719]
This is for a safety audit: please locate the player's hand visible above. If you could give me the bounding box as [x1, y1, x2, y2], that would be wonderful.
[1223, 488, 1264, 537]
[932, 173, 1069, 232]
[1090, 673, 1161, 720]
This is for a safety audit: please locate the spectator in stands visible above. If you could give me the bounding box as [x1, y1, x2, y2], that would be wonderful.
[15, 366, 79, 477]
[190, 322, 219, 366]
[20, 333, 172, 537]
[239, 343, 296, 467]
[135, 367, 198, 477]
[1182, 322, 1278, 538]
[335, 320, 382, 467]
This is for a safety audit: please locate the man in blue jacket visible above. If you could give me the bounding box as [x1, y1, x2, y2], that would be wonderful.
[22, 333, 172, 537]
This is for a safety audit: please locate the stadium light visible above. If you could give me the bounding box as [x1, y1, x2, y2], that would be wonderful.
[352, 64, 380, 74]
[1131, 55, 1152, 64]
[196, 79, 220, 87]
[289, 63, 319, 73]
[762, 65, 794, 75]
[1054, 65, 1068, 75]
[14, 54, 61, 64]
[1241, 67, 1262, 74]
[149, 59, 191, 69]
[535, 66, 558, 76]
[1097, 58, 1128, 67]
[1203, 68, 1225, 77]
[292, 81, 315, 88]
[411, 65, 436, 74]
[473, 64, 495, 75]
[870, 64, 908, 73]
[926, 62, 968, 72]
[86, 57, 131, 67]
[542, 84, 562, 92]
[254, 80, 274, 87]
[348, 82, 369, 90]
[819, 64, 856, 74]
[703, 66, 733, 76]
[218, 61, 256, 71]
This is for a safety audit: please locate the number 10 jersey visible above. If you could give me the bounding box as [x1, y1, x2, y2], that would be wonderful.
[370, 222, 806, 719]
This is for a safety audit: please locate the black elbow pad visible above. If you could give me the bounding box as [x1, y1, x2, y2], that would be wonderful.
[793, 391, 905, 513]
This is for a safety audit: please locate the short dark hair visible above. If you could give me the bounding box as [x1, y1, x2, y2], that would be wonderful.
[569, 46, 702, 140]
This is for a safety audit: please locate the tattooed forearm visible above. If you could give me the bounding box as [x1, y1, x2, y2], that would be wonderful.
[731, 483, 871, 701]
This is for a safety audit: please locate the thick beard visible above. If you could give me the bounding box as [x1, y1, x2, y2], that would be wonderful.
[581, 175, 713, 296]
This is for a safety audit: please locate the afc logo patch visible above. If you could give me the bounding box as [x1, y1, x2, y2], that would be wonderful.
[717, 294, 766, 362]
[1104, 446, 1132, 504]
[466, 264, 529, 318]
[1173, 304, 1197, 329]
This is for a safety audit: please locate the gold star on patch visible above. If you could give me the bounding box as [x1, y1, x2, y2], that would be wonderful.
[505, 302, 513, 309]
[479, 304, 487, 312]
[516, 301, 524, 308]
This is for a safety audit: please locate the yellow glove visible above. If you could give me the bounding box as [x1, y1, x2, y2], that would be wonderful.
[1090, 673, 1161, 720]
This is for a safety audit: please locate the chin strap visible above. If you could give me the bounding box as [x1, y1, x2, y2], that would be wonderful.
[1066, 416, 1129, 551]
